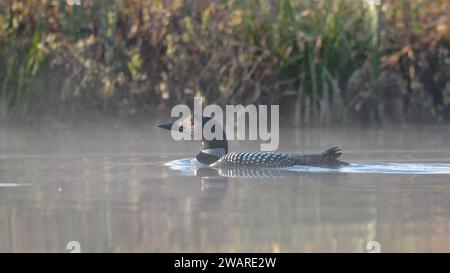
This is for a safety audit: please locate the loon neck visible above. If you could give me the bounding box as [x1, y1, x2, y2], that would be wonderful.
[196, 138, 228, 165]
[196, 148, 226, 165]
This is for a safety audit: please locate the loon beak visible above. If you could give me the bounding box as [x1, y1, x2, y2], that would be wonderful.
[157, 122, 174, 131]
[158, 122, 185, 132]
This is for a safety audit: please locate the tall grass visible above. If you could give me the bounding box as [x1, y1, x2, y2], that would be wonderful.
[0, 3, 47, 120]
[0, 0, 449, 123]
[238, 0, 382, 123]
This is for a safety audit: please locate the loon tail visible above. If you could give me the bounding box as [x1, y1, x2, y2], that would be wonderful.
[294, 146, 349, 168]
[320, 147, 349, 167]
[323, 146, 343, 160]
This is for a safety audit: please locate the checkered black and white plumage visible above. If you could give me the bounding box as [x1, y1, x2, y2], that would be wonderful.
[211, 147, 347, 168]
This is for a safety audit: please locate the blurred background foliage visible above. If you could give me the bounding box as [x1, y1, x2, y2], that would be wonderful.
[0, 0, 449, 124]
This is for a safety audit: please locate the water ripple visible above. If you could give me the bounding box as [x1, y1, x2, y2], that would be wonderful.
[0, 183, 29, 187]
[334, 163, 450, 174]
[165, 158, 450, 175]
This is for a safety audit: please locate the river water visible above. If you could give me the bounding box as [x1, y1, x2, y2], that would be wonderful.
[0, 124, 450, 252]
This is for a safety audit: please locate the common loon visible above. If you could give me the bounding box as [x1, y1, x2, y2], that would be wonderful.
[158, 116, 348, 168]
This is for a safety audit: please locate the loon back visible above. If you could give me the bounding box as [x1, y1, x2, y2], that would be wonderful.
[211, 147, 348, 168]
[158, 115, 348, 168]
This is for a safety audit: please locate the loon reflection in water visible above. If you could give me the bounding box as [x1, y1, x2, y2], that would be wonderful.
[167, 158, 331, 178]
[158, 115, 348, 170]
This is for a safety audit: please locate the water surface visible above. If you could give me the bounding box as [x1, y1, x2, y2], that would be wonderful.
[0, 125, 450, 252]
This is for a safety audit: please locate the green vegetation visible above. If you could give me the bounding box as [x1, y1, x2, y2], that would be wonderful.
[0, 0, 449, 124]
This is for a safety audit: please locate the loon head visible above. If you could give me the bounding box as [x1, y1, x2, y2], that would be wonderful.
[158, 115, 228, 165]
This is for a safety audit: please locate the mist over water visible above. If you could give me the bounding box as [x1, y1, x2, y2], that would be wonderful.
[1, 124, 450, 252]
